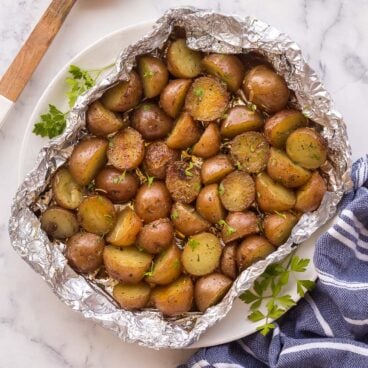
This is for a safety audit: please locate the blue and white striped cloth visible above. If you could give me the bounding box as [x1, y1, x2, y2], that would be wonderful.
[181, 156, 368, 368]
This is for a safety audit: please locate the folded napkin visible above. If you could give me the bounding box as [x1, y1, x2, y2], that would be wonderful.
[181, 156, 368, 368]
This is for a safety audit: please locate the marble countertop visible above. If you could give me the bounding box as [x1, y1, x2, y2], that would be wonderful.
[1, 0, 367, 367]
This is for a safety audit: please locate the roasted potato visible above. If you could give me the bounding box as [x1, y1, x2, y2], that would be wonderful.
[221, 211, 259, 243]
[220, 243, 238, 280]
[263, 212, 298, 246]
[107, 127, 145, 170]
[219, 171, 255, 211]
[113, 282, 151, 310]
[41, 207, 79, 239]
[134, 181, 172, 223]
[194, 273, 232, 312]
[242, 65, 290, 113]
[78, 195, 116, 235]
[286, 128, 327, 169]
[182, 232, 222, 276]
[231, 132, 270, 174]
[255, 173, 296, 212]
[69, 138, 108, 186]
[196, 184, 225, 224]
[192, 123, 221, 158]
[66, 232, 105, 273]
[101, 71, 143, 112]
[201, 154, 234, 185]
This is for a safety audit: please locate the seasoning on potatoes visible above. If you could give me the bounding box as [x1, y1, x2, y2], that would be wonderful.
[113, 282, 151, 310]
[201, 154, 234, 185]
[66, 232, 105, 273]
[220, 243, 238, 280]
[69, 137, 108, 186]
[196, 184, 225, 224]
[263, 212, 298, 246]
[192, 123, 221, 158]
[41, 207, 79, 239]
[221, 211, 259, 243]
[219, 171, 255, 211]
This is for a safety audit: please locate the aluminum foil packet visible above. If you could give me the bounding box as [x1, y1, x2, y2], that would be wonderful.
[9, 7, 352, 348]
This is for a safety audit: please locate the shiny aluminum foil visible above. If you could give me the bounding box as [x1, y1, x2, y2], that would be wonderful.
[9, 7, 352, 348]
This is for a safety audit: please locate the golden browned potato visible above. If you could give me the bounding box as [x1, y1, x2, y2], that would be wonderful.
[196, 184, 225, 224]
[170, 202, 210, 236]
[255, 172, 296, 212]
[166, 112, 202, 150]
[138, 55, 168, 98]
[134, 181, 172, 223]
[237, 235, 275, 271]
[185, 76, 230, 121]
[202, 53, 245, 92]
[194, 273, 232, 312]
[86, 100, 125, 137]
[263, 212, 298, 246]
[201, 154, 234, 185]
[192, 123, 221, 158]
[220, 243, 238, 279]
[69, 138, 108, 186]
[230, 132, 270, 174]
[151, 276, 193, 316]
[295, 172, 327, 212]
[66, 232, 105, 273]
[113, 282, 151, 310]
[159, 79, 192, 118]
[107, 127, 145, 170]
[106, 207, 142, 246]
[219, 171, 255, 211]
[52, 167, 83, 210]
[167, 39, 202, 78]
[220, 106, 264, 138]
[103, 245, 153, 284]
[165, 161, 201, 203]
[182, 232, 222, 276]
[286, 128, 327, 169]
[264, 109, 307, 148]
[221, 211, 259, 243]
[242, 65, 290, 113]
[137, 218, 174, 254]
[131, 103, 173, 141]
[78, 195, 116, 235]
[40, 207, 79, 239]
[267, 147, 312, 188]
[101, 71, 143, 112]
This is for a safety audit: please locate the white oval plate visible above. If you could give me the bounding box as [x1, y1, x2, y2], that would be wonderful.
[18, 21, 323, 349]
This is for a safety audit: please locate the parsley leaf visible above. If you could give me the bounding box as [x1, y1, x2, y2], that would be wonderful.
[188, 238, 200, 251]
[218, 219, 236, 235]
[32, 105, 67, 138]
[66, 65, 95, 107]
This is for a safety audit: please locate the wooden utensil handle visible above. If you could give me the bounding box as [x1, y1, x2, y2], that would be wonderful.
[0, 0, 77, 102]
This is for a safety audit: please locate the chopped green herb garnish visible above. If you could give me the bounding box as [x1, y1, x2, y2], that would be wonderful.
[218, 183, 225, 196]
[144, 262, 155, 277]
[274, 210, 287, 219]
[143, 70, 156, 78]
[188, 238, 200, 251]
[235, 161, 242, 170]
[171, 210, 179, 221]
[113, 171, 126, 184]
[185, 162, 194, 177]
[193, 87, 204, 100]
[218, 219, 236, 235]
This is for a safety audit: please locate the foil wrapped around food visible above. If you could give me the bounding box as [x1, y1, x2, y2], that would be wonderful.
[9, 7, 352, 348]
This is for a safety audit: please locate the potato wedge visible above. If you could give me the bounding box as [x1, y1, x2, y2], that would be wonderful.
[40, 207, 79, 239]
[263, 212, 298, 246]
[192, 123, 221, 158]
[220, 243, 238, 280]
[201, 154, 234, 185]
[196, 184, 225, 224]
[113, 282, 151, 310]
[221, 211, 259, 243]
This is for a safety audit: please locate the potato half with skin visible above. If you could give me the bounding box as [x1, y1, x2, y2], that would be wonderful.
[194, 273, 233, 312]
[237, 235, 275, 271]
[267, 147, 312, 188]
[170, 202, 210, 236]
[192, 123, 221, 158]
[101, 71, 143, 112]
[113, 282, 151, 310]
[167, 39, 202, 78]
[286, 128, 327, 169]
[220, 171, 255, 212]
[255, 172, 296, 212]
[182, 232, 222, 276]
[159, 79, 192, 118]
[202, 53, 245, 92]
[138, 55, 168, 98]
[78, 195, 116, 235]
[69, 137, 108, 186]
[106, 207, 142, 247]
[86, 100, 125, 136]
[41, 207, 79, 239]
[137, 218, 174, 254]
[220, 106, 264, 138]
[185, 76, 230, 121]
[220, 243, 238, 280]
[295, 172, 327, 212]
[221, 211, 259, 243]
[134, 181, 172, 223]
[52, 167, 83, 210]
[231, 132, 270, 174]
[107, 127, 145, 170]
[201, 154, 234, 185]
[242, 65, 290, 113]
[66, 232, 105, 273]
[264, 110, 307, 148]
[151, 276, 194, 316]
[165, 161, 201, 203]
[263, 212, 298, 246]
[196, 184, 226, 224]
[103, 245, 153, 284]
